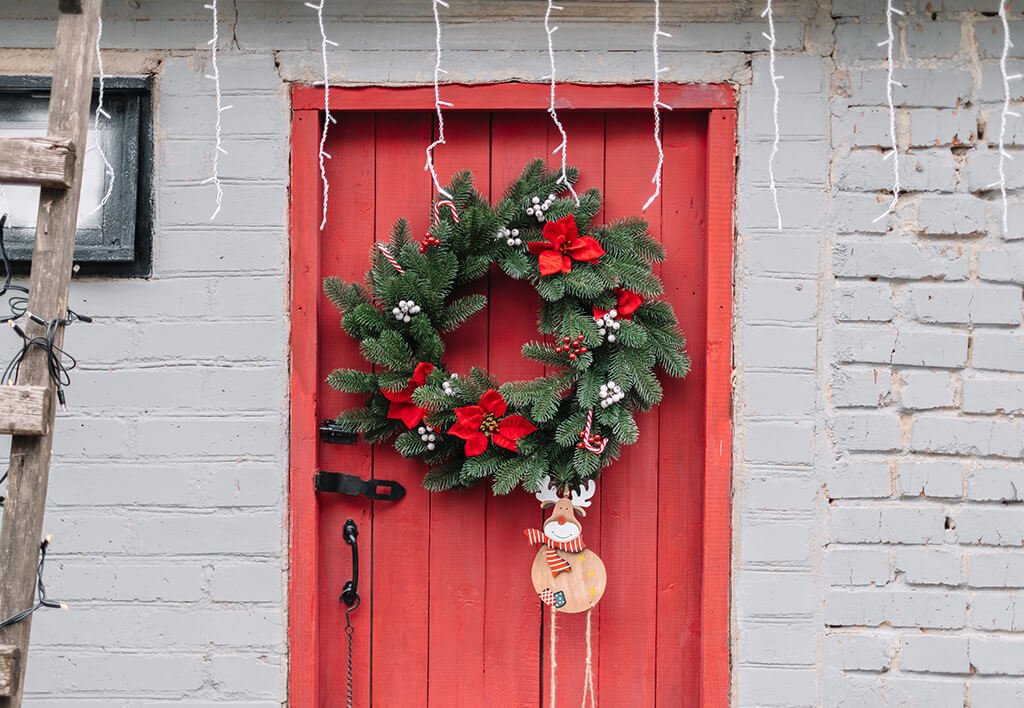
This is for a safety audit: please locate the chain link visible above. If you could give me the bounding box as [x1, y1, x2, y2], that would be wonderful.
[344, 596, 359, 708]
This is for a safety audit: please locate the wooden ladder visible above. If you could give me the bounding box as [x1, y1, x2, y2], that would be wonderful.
[0, 1, 102, 704]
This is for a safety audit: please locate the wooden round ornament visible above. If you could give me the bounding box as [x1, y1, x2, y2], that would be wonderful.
[525, 477, 608, 614]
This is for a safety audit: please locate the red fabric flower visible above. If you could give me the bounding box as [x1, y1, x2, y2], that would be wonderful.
[526, 215, 606, 276]
[381, 362, 434, 428]
[448, 389, 538, 457]
[593, 288, 643, 320]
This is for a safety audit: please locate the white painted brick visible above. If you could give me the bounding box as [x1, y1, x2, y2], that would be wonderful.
[827, 460, 893, 499]
[910, 415, 1024, 457]
[744, 372, 817, 416]
[832, 366, 893, 408]
[899, 370, 956, 410]
[824, 588, 887, 626]
[833, 411, 902, 452]
[973, 332, 1024, 372]
[844, 68, 973, 107]
[972, 592, 1024, 631]
[963, 376, 1024, 414]
[736, 667, 817, 706]
[210, 562, 284, 603]
[744, 422, 816, 465]
[970, 636, 1024, 675]
[897, 458, 963, 498]
[907, 284, 1021, 325]
[971, 680, 1024, 707]
[831, 506, 882, 543]
[834, 149, 957, 192]
[740, 621, 818, 665]
[885, 677, 967, 708]
[894, 548, 963, 586]
[742, 232, 822, 275]
[135, 512, 282, 555]
[967, 466, 1024, 502]
[978, 248, 1024, 284]
[742, 277, 817, 321]
[900, 634, 970, 673]
[25, 652, 205, 694]
[969, 552, 1024, 588]
[740, 325, 818, 369]
[822, 673, 885, 708]
[834, 283, 894, 322]
[916, 194, 988, 236]
[881, 507, 947, 544]
[48, 561, 206, 602]
[741, 520, 813, 564]
[833, 239, 968, 281]
[737, 571, 816, 617]
[825, 632, 895, 671]
[136, 417, 283, 458]
[211, 655, 284, 697]
[887, 590, 968, 629]
[909, 108, 978, 147]
[904, 21, 962, 58]
[955, 507, 1024, 546]
[831, 106, 893, 147]
[834, 192, 893, 233]
[978, 61, 1024, 102]
[966, 150, 1024, 192]
[743, 475, 819, 512]
[825, 548, 893, 586]
[835, 326, 898, 364]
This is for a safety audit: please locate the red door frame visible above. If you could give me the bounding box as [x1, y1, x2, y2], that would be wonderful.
[288, 83, 736, 707]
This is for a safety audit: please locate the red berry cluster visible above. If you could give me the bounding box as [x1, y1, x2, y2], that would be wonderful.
[576, 430, 606, 450]
[554, 334, 588, 360]
[419, 234, 441, 253]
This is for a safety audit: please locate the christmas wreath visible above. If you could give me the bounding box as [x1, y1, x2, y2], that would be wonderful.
[323, 160, 689, 494]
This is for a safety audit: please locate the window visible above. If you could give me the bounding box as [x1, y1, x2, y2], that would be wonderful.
[0, 76, 152, 276]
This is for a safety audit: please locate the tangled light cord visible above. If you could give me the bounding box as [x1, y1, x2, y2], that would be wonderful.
[544, 1, 579, 205]
[990, 0, 1021, 235]
[89, 15, 115, 217]
[306, 0, 339, 230]
[762, 0, 783, 230]
[874, 0, 904, 223]
[0, 536, 66, 631]
[425, 0, 454, 199]
[202, 0, 231, 220]
[642, 0, 672, 212]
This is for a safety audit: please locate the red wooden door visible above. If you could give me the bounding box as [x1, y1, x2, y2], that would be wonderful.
[290, 85, 734, 708]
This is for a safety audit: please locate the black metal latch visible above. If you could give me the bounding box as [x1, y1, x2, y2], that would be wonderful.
[315, 471, 406, 502]
[319, 420, 358, 445]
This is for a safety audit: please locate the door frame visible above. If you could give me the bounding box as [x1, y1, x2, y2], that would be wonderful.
[288, 83, 736, 707]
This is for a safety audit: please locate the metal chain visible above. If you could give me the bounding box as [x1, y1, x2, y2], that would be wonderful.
[344, 596, 359, 708]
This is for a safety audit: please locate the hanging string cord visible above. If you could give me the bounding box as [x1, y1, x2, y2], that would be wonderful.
[990, 0, 1021, 235]
[425, 0, 454, 199]
[202, 0, 231, 220]
[874, 0, 904, 223]
[0, 537, 66, 631]
[549, 604, 558, 708]
[643, 0, 672, 212]
[580, 608, 596, 708]
[761, 0, 783, 230]
[544, 1, 579, 205]
[343, 595, 359, 708]
[89, 15, 115, 216]
[306, 0, 338, 230]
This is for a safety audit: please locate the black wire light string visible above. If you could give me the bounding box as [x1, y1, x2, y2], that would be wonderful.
[0, 535, 66, 631]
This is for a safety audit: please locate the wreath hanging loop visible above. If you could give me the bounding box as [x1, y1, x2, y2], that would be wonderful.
[323, 160, 690, 495]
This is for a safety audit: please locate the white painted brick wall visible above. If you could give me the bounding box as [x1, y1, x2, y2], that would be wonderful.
[0, 0, 1021, 705]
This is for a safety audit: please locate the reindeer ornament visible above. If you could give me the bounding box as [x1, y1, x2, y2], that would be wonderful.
[524, 476, 607, 613]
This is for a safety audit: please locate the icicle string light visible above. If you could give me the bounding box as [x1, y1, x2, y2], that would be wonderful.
[761, 0, 783, 230]
[306, 0, 338, 231]
[201, 0, 232, 220]
[989, 0, 1021, 234]
[544, 2, 579, 205]
[643, 0, 672, 212]
[89, 15, 115, 217]
[425, 0, 453, 200]
[873, 0, 904, 223]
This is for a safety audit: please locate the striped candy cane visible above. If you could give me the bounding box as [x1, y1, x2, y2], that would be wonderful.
[433, 199, 460, 225]
[375, 243, 405, 274]
[577, 408, 608, 454]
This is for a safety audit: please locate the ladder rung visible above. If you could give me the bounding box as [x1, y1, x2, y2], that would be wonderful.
[0, 386, 51, 436]
[0, 137, 75, 189]
[0, 644, 19, 697]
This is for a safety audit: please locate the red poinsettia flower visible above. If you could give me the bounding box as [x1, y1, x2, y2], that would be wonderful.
[448, 389, 538, 457]
[593, 288, 643, 320]
[381, 362, 434, 428]
[526, 215, 606, 277]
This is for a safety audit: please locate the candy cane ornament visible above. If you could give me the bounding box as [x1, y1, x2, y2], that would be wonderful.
[376, 243, 405, 274]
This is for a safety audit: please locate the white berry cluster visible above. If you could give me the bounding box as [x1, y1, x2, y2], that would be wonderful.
[441, 374, 459, 397]
[392, 300, 421, 322]
[525, 194, 557, 222]
[417, 424, 438, 450]
[599, 381, 624, 408]
[497, 226, 522, 247]
[595, 308, 621, 343]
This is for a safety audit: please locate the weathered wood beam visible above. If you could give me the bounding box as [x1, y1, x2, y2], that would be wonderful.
[0, 387, 50, 437]
[0, 138, 75, 189]
[0, 646, 18, 698]
[0, 2, 102, 706]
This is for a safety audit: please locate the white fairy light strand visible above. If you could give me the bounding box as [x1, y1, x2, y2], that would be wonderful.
[305, 0, 338, 230]
[874, 0, 904, 223]
[761, 0, 783, 230]
[425, 0, 453, 199]
[642, 0, 672, 212]
[202, 0, 231, 220]
[990, 0, 1021, 234]
[89, 16, 115, 216]
[544, 1, 579, 205]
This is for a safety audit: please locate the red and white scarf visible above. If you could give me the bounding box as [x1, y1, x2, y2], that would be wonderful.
[524, 528, 586, 576]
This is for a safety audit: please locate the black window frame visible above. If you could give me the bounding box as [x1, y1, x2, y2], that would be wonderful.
[0, 75, 153, 278]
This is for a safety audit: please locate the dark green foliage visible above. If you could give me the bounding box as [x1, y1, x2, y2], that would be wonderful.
[322, 159, 690, 495]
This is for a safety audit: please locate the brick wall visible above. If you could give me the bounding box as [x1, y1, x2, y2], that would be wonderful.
[0, 1, 1020, 705]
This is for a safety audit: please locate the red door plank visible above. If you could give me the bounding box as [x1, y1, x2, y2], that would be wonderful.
[317, 112, 377, 707]
[485, 111, 549, 708]
[657, 110, 709, 707]
[371, 111, 434, 708]
[427, 111, 492, 708]
[597, 112, 662, 708]
[289, 108, 322, 708]
[542, 111, 607, 708]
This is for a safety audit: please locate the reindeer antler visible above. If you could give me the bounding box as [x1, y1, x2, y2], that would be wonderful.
[535, 475, 561, 506]
[571, 479, 596, 509]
